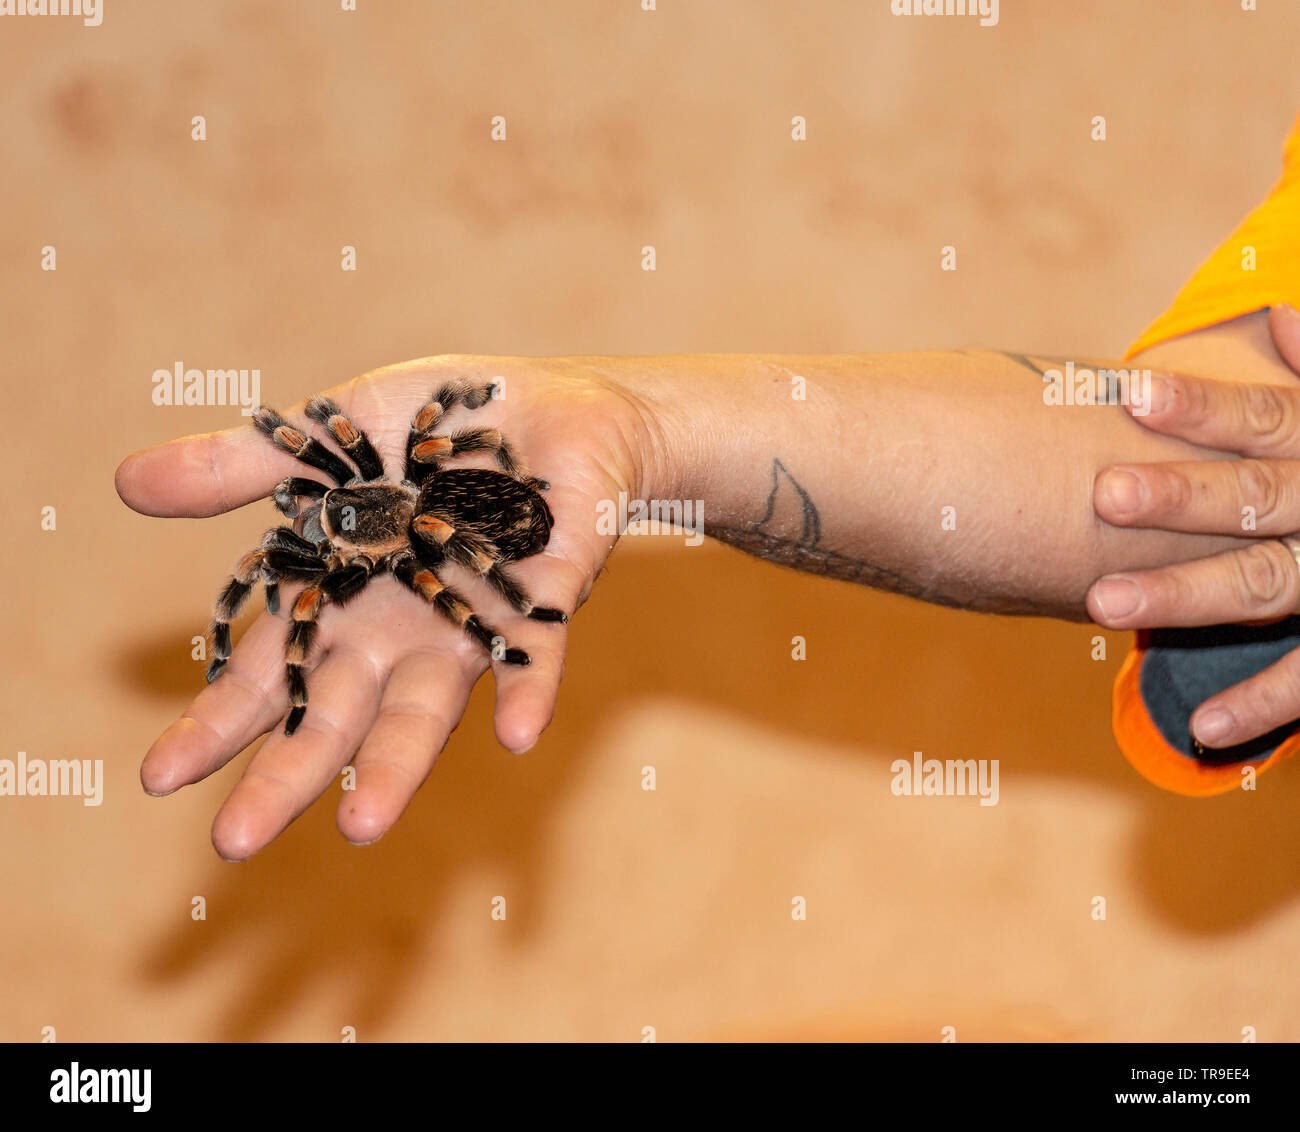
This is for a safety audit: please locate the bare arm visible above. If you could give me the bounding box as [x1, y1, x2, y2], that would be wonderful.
[613, 313, 1289, 619]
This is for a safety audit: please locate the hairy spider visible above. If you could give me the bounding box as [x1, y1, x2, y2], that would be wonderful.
[205, 379, 567, 735]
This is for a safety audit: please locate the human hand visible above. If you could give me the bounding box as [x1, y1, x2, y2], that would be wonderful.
[1087, 305, 1300, 749]
[116, 355, 666, 859]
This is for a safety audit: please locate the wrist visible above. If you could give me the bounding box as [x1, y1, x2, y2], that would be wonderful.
[593, 357, 716, 508]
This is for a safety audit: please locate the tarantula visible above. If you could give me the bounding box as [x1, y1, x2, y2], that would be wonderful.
[205, 379, 567, 735]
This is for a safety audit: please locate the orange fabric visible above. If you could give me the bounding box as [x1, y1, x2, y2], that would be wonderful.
[1113, 633, 1300, 796]
[1115, 111, 1300, 794]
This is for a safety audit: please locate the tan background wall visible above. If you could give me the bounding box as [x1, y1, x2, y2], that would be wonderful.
[3, 0, 1299, 1041]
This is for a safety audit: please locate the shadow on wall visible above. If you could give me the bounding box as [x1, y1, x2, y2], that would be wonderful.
[117, 537, 1300, 1039]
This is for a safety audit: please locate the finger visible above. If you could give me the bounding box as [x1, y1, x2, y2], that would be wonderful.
[1094, 459, 1300, 535]
[336, 650, 477, 844]
[210, 648, 387, 860]
[116, 373, 429, 518]
[491, 623, 567, 755]
[488, 502, 599, 754]
[1188, 647, 1300, 749]
[141, 610, 288, 795]
[1087, 541, 1300, 629]
[1268, 303, 1300, 374]
[114, 377, 384, 519]
[1128, 371, 1300, 458]
[115, 424, 309, 518]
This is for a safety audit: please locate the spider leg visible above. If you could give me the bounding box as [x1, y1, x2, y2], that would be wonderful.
[320, 558, 374, 606]
[404, 379, 500, 482]
[413, 378, 500, 432]
[261, 562, 281, 614]
[258, 527, 321, 614]
[305, 397, 385, 481]
[412, 514, 568, 622]
[262, 525, 326, 554]
[271, 476, 329, 519]
[264, 548, 330, 575]
[284, 584, 324, 735]
[207, 531, 332, 673]
[410, 426, 520, 476]
[392, 554, 530, 666]
[206, 549, 266, 681]
[253, 407, 357, 486]
[282, 558, 377, 735]
[487, 563, 569, 622]
[413, 515, 498, 574]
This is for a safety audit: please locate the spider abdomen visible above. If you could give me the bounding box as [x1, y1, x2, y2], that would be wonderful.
[417, 468, 553, 562]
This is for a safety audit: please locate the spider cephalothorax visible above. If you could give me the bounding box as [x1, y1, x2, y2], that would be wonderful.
[206, 379, 567, 734]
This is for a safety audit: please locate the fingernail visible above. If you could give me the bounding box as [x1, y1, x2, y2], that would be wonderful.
[1099, 468, 1146, 515]
[1275, 302, 1300, 326]
[508, 738, 537, 756]
[1091, 576, 1141, 620]
[1193, 708, 1233, 747]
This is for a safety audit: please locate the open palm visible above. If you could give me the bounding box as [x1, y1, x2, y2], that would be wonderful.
[116, 355, 657, 859]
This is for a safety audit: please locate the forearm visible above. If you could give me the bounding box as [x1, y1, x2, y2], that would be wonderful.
[602, 334, 1280, 620]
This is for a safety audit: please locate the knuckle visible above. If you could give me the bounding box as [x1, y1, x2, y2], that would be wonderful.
[364, 751, 426, 789]
[1233, 542, 1294, 608]
[1242, 384, 1296, 448]
[244, 765, 298, 798]
[1152, 467, 1192, 515]
[381, 702, 453, 747]
[1232, 460, 1285, 523]
[297, 707, 348, 746]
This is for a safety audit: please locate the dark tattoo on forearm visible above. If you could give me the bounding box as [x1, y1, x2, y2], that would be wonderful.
[993, 349, 1131, 388]
[749, 458, 820, 548]
[705, 457, 1061, 616]
[1001, 351, 1054, 378]
[998, 350, 1114, 379]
